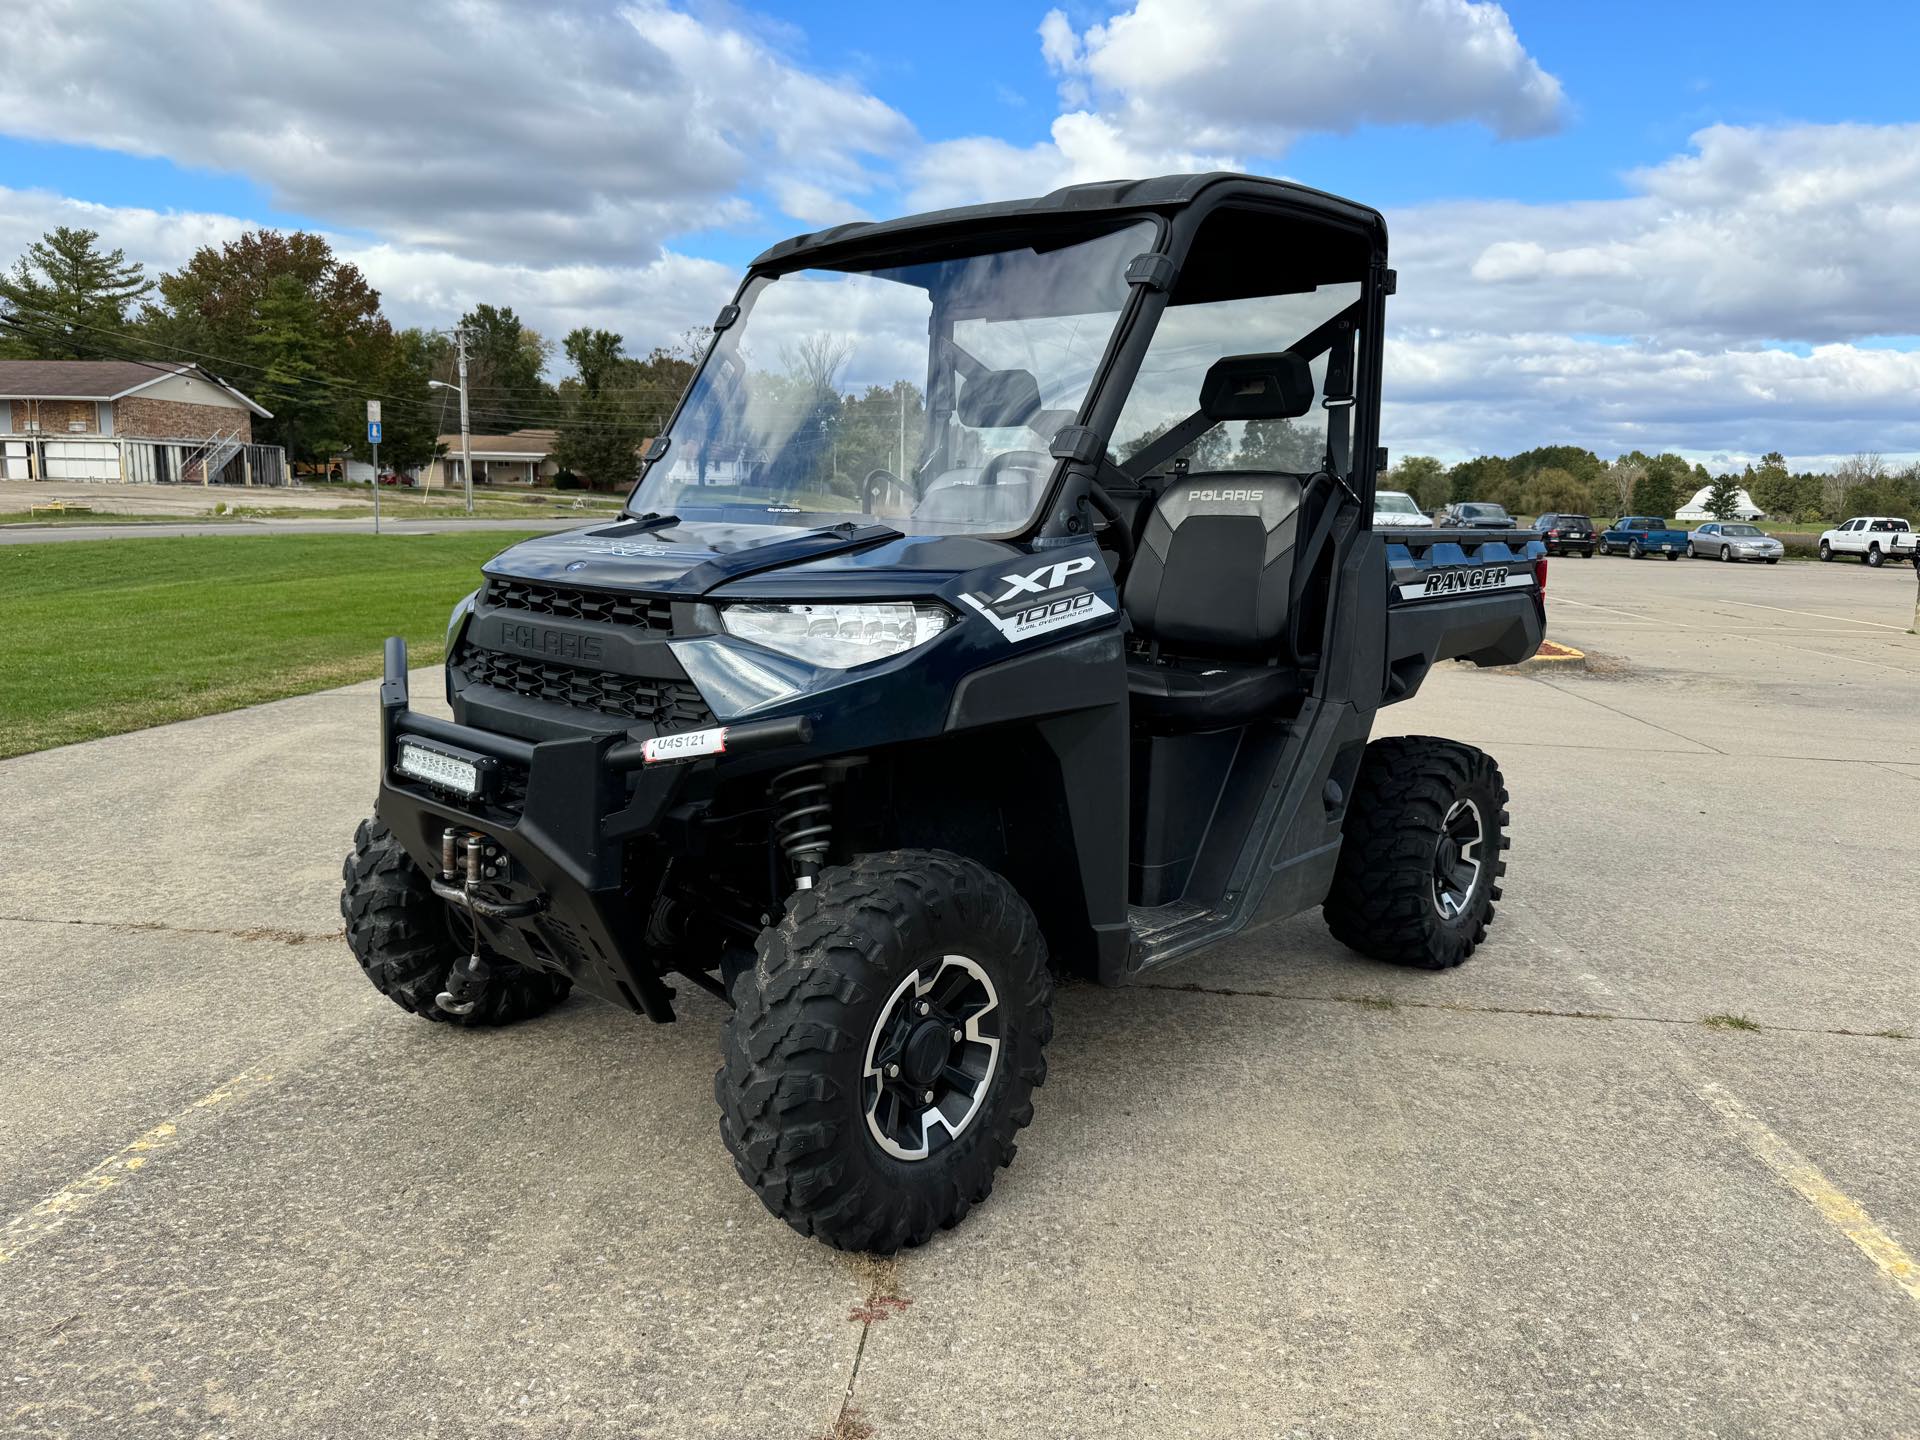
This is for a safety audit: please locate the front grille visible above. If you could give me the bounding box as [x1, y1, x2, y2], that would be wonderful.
[459, 646, 713, 728]
[483, 578, 673, 631]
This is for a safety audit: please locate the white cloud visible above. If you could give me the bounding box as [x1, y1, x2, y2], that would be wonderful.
[0, 0, 913, 265]
[1381, 332, 1920, 465]
[1393, 124, 1920, 348]
[0, 185, 738, 361]
[1375, 122, 1920, 460]
[912, 0, 1564, 208]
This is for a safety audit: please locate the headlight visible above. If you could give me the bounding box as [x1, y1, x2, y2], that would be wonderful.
[447, 588, 479, 648]
[720, 602, 951, 670]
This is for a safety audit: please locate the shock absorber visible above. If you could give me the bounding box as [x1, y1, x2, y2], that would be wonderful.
[770, 763, 833, 889]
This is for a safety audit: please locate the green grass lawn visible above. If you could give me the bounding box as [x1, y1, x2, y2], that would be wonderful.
[0, 532, 541, 760]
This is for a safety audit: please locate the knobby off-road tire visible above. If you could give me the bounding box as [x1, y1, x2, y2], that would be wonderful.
[1322, 736, 1510, 970]
[716, 850, 1052, 1253]
[340, 817, 571, 1026]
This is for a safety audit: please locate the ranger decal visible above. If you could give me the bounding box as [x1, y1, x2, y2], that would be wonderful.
[1394, 565, 1537, 603]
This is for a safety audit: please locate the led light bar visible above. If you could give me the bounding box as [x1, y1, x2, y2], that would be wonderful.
[396, 740, 490, 798]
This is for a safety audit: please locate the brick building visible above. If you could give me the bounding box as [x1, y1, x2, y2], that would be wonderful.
[0, 360, 278, 484]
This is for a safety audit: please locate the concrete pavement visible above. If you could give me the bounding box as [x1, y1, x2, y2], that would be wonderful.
[1, 556, 1916, 1437]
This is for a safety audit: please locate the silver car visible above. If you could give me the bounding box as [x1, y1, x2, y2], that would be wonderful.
[1689, 521, 1782, 563]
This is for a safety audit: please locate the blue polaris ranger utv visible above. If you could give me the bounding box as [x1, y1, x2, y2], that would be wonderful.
[343, 173, 1547, 1252]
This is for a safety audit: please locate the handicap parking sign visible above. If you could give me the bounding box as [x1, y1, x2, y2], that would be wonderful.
[368, 420, 382, 444]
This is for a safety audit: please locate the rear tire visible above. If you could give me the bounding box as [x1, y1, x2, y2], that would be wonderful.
[1720, 545, 1732, 562]
[1323, 737, 1509, 970]
[1866, 544, 1884, 568]
[716, 850, 1052, 1253]
[339, 817, 571, 1026]
[1629, 540, 1643, 559]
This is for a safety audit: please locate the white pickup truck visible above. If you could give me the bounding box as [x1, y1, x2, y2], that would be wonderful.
[1818, 516, 1916, 567]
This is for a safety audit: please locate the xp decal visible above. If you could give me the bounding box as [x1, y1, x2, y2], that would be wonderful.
[959, 554, 1116, 643]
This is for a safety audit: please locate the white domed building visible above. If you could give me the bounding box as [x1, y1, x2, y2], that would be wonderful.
[1675, 485, 1765, 521]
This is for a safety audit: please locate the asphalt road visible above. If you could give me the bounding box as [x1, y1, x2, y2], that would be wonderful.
[2, 556, 1916, 1438]
[0, 515, 592, 544]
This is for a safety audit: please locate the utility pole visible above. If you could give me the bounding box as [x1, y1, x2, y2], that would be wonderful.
[456, 325, 475, 515]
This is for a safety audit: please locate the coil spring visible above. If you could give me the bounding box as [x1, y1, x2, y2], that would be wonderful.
[770, 763, 833, 881]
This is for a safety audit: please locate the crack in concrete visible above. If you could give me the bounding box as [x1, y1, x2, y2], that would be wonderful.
[824, 1257, 905, 1439]
[1136, 980, 1913, 1042]
[0, 914, 341, 946]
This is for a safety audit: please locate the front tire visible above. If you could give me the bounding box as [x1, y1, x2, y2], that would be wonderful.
[716, 850, 1052, 1253]
[1323, 737, 1509, 970]
[1820, 540, 1833, 561]
[339, 818, 571, 1025]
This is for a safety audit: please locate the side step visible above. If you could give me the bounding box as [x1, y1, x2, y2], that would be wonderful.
[1125, 900, 1231, 975]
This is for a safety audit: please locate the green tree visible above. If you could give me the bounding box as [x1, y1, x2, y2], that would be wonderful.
[1704, 471, 1743, 520]
[553, 328, 645, 491]
[1749, 451, 1794, 519]
[1521, 466, 1591, 517]
[1631, 453, 1688, 517]
[1448, 455, 1513, 507]
[458, 303, 555, 432]
[373, 327, 444, 471]
[0, 227, 153, 359]
[1236, 418, 1322, 472]
[148, 230, 393, 462]
[1507, 444, 1604, 493]
[1387, 454, 1448, 511]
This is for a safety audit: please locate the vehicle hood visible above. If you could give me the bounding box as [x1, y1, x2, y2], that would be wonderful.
[478, 516, 895, 594]
[1373, 514, 1435, 527]
[480, 516, 1022, 598]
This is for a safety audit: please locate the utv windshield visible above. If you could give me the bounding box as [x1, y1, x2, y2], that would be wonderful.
[630, 220, 1155, 535]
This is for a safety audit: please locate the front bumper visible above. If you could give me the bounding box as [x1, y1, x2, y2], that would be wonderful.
[374, 637, 804, 1020]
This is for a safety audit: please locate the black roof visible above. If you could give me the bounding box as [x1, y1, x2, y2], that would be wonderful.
[752, 172, 1386, 274]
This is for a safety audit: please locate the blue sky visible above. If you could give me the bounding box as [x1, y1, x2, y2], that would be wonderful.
[1, 0, 1916, 466]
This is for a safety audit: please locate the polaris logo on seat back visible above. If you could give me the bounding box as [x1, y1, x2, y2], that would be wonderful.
[1423, 565, 1509, 596]
[1190, 489, 1262, 503]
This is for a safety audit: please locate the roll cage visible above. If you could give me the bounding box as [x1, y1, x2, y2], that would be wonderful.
[629, 173, 1392, 546]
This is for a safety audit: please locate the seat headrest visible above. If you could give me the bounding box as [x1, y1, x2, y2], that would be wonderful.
[1198, 352, 1314, 421]
[958, 368, 1043, 428]
[1152, 472, 1303, 532]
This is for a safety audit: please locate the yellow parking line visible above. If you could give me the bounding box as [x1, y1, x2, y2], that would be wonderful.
[0, 1069, 275, 1263]
[1693, 1081, 1920, 1306]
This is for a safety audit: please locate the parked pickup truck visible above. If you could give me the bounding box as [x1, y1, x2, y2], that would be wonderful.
[1599, 516, 1688, 560]
[1818, 516, 1916, 567]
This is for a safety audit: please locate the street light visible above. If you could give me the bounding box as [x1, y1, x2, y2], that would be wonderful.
[428, 337, 474, 514]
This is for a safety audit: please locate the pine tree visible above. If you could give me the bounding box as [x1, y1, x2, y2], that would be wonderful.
[1704, 472, 1742, 520]
[0, 227, 153, 358]
[554, 328, 645, 491]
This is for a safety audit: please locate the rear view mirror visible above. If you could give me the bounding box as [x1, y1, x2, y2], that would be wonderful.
[957, 368, 1043, 428]
[1199, 352, 1314, 420]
